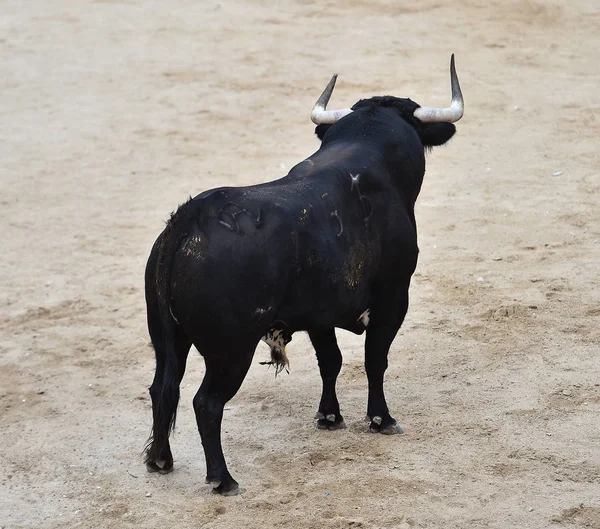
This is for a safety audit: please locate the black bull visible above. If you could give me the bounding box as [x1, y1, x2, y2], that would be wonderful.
[144, 88, 459, 495]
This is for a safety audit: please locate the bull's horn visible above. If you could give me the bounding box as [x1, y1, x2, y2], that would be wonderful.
[310, 74, 353, 124]
[413, 54, 464, 123]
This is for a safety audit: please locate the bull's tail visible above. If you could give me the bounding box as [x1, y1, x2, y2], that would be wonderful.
[144, 202, 194, 471]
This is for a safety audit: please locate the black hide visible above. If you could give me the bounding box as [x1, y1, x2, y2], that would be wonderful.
[143, 95, 458, 495]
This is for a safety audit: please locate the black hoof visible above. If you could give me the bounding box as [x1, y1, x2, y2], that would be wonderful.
[379, 421, 404, 435]
[315, 412, 346, 430]
[317, 418, 347, 430]
[146, 460, 174, 474]
[212, 479, 240, 496]
[366, 415, 403, 435]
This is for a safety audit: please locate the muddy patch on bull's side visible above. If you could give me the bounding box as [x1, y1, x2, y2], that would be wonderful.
[180, 234, 208, 262]
[343, 239, 369, 289]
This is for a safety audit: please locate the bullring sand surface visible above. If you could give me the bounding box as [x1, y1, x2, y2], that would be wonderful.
[1, 1, 599, 528]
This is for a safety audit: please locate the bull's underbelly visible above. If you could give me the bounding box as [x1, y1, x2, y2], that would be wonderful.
[259, 308, 370, 373]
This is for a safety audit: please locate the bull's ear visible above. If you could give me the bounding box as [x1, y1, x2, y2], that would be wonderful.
[419, 122, 456, 147]
[315, 124, 332, 141]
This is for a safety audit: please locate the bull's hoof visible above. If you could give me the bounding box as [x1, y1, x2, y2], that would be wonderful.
[212, 479, 241, 496]
[315, 412, 346, 430]
[366, 415, 404, 435]
[146, 459, 174, 474]
[380, 421, 404, 435]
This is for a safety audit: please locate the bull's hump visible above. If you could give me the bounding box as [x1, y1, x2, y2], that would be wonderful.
[288, 159, 315, 178]
[309, 142, 365, 170]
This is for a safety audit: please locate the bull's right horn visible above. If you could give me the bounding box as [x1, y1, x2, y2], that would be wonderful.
[310, 74, 354, 125]
[413, 54, 464, 123]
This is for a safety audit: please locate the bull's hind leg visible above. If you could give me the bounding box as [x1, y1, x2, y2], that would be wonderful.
[309, 329, 346, 430]
[193, 344, 256, 496]
[144, 304, 192, 474]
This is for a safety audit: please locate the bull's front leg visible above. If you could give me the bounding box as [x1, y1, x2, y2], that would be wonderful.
[364, 324, 403, 434]
[309, 328, 346, 430]
[364, 287, 409, 435]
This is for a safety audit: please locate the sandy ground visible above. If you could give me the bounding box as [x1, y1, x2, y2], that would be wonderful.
[1, 0, 599, 527]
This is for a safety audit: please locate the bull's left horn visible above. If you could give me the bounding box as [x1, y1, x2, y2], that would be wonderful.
[413, 54, 464, 123]
[310, 74, 353, 125]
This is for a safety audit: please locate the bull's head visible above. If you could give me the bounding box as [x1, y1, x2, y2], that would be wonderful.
[311, 54, 463, 148]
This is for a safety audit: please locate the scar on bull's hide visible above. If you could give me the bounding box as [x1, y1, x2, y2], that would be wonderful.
[298, 207, 309, 224]
[360, 195, 372, 226]
[259, 326, 292, 376]
[169, 304, 180, 324]
[330, 210, 343, 237]
[349, 172, 372, 226]
[217, 202, 262, 234]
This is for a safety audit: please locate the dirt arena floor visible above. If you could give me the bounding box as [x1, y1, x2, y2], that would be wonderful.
[1, 0, 599, 527]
